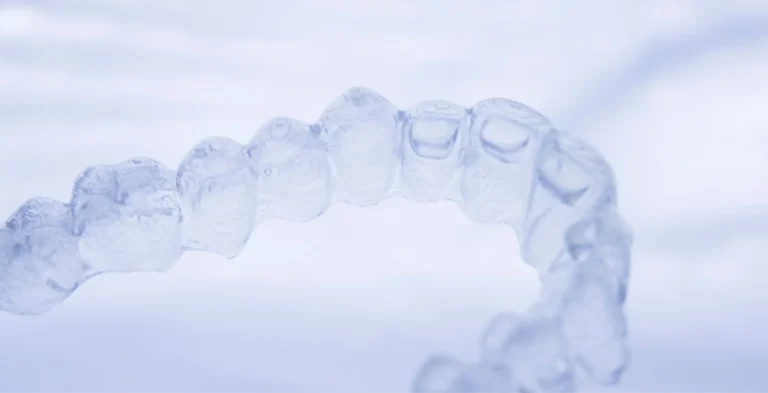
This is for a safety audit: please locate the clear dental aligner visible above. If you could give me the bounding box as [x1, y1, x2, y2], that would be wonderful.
[0, 87, 633, 393]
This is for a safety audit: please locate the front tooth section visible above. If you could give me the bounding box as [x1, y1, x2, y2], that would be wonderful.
[479, 315, 576, 393]
[560, 262, 629, 385]
[0, 198, 88, 315]
[315, 87, 401, 206]
[411, 355, 512, 393]
[245, 117, 334, 222]
[399, 100, 468, 202]
[521, 132, 616, 269]
[176, 137, 258, 258]
[71, 158, 183, 273]
[460, 98, 553, 228]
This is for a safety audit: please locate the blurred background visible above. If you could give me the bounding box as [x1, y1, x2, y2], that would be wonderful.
[0, 0, 767, 391]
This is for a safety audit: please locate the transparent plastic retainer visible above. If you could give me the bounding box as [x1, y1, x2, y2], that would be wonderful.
[0, 87, 633, 393]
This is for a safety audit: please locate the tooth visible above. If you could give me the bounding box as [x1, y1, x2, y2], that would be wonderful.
[560, 263, 629, 385]
[411, 355, 512, 393]
[71, 158, 183, 273]
[315, 87, 400, 206]
[0, 198, 88, 315]
[176, 137, 258, 258]
[245, 117, 334, 222]
[460, 98, 553, 228]
[479, 315, 575, 393]
[522, 132, 616, 269]
[399, 100, 468, 202]
[563, 209, 632, 304]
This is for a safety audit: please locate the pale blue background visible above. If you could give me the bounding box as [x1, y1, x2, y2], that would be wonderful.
[0, 1, 767, 391]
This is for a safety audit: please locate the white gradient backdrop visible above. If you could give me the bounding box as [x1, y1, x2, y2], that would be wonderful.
[1, 1, 767, 391]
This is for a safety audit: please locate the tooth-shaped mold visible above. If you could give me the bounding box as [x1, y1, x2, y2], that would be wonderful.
[176, 137, 258, 258]
[460, 98, 553, 228]
[411, 355, 512, 393]
[563, 209, 632, 304]
[399, 100, 468, 202]
[71, 158, 183, 273]
[521, 132, 616, 269]
[560, 263, 629, 385]
[0, 198, 88, 315]
[480, 315, 575, 393]
[0, 88, 634, 393]
[315, 87, 400, 206]
[245, 117, 334, 222]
